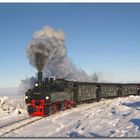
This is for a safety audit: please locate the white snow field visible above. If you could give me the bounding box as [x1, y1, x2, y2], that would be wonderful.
[0, 96, 28, 127]
[0, 95, 140, 137]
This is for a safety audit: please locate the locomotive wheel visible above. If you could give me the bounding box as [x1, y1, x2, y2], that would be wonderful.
[44, 105, 52, 116]
[61, 102, 66, 111]
[73, 102, 77, 107]
[58, 103, 62, 111]
[52, 103, 58, 114]
[96, 98, 100, 102]
[66, 100, 73, 109]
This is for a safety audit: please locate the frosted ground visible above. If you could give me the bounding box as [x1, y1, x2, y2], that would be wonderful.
[0, 95, 140, 137]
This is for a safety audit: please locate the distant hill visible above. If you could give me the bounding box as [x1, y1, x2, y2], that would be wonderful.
[0, 87, 19, 96]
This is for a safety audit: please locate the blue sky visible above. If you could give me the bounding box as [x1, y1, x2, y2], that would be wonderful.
[0, 3, 140, 88]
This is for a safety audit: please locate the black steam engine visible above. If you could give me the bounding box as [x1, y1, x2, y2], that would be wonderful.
[25, 71, 140, 116]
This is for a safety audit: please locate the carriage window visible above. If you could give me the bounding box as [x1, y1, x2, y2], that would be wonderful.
[110, 87, 112, 92]
[81, 86, 85, 95]
[91, 86, 95, 93]
[103, 86, 106, 91]
[125, 87, 127, 90]
[85, 86, 89, 94]
[78, 86, 80, 93]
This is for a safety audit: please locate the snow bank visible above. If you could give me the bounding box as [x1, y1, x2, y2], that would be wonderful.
[63, 95, 140, 137]
[0, 96, 26, 116]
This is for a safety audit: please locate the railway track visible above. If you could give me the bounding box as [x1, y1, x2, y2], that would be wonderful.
[0, 116, 45, 137]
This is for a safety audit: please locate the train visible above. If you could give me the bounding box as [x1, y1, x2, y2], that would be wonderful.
[25, 71, 140, 116]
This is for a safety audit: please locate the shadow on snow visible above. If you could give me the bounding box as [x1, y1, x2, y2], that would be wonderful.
[89, 132, 105, 138]
[67, 131, 85, 138]
[68, 131, 105, 138]
[130, 119, 140, 130]
[121, 101, 140, 110]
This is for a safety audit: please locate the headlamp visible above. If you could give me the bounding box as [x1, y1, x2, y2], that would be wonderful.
[35, 83, 38, 87]
[46, 96, 49, 100]
[25, 96, 28, 99]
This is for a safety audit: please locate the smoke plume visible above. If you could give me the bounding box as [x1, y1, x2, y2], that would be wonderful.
[27, 26, 66, 72]
[20, 26, 99, 92]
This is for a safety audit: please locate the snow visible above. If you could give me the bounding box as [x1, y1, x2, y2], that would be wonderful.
[0, 96, 28, 127]
[0, 96, 26, 115]
[1, 95, 140, 137]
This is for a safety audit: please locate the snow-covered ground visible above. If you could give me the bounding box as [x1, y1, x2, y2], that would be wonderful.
[0, 96, 26, 115]
[0, 96, 27, 127]
[1, 95, 140, 137]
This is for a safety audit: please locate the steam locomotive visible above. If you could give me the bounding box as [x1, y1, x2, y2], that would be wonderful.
[25, 71, 140, 116]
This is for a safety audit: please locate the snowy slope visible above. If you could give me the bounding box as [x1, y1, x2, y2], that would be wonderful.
[1, 95, 140, 137]
[0, 96, 27, 126]
[0, 96, 26, 114]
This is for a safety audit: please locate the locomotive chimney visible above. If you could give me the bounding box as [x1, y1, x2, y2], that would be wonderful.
[38, 71, 42, 82]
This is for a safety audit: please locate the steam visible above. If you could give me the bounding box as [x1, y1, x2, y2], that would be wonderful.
[27, 26, 66, 72]
[19, 77, 36, 93]
[20, 26, 99, 92]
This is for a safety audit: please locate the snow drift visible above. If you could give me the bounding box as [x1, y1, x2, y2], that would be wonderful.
[0, 96, 26, 116]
